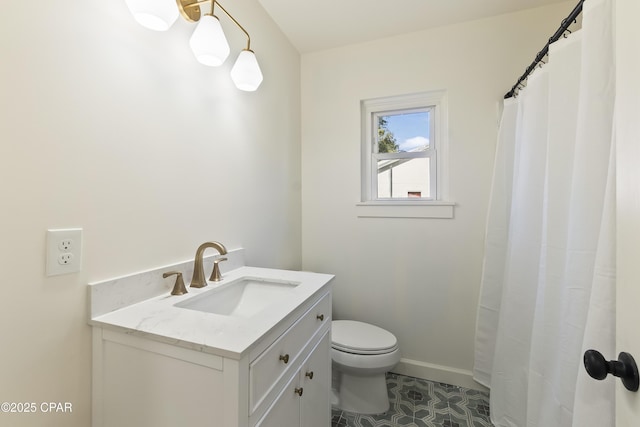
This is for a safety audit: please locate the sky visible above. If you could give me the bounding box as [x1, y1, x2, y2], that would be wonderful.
[384, 111, 430, 152]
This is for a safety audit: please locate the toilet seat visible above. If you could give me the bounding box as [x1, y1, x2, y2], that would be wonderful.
[332, 320, 398, 355]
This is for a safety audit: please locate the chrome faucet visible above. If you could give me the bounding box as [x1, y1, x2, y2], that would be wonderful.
[190, 241, 228, 288]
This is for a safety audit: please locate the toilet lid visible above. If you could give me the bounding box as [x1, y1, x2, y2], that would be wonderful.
[332, 320, 398, 355]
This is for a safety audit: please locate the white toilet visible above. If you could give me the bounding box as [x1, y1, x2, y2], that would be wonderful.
[331, 320, 401, 414]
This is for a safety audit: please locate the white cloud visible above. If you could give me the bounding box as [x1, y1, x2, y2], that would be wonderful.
[400, 136, 429, 152]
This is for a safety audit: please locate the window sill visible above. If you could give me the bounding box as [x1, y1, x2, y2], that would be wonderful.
[356, 201, 456, 219]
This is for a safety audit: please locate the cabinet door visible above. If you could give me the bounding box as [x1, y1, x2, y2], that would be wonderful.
[256, 370, 301, 427]
[300, 331, 331, 427]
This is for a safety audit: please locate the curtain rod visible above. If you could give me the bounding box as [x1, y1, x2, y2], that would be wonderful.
[504, 0, 584, 99]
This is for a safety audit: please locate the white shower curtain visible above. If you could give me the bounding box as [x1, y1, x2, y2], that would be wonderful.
[473, 0, 616, 426]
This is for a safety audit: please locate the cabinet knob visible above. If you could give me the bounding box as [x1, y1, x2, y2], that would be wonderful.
[279, 354, 290, 364]
[584, 350, 639, 392]
[294, 387, 304, 396]
[316, 314, 324, 321]
[305, 371, 314, 380]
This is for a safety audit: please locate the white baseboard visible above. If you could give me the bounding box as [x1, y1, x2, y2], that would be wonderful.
[391, 358, 488, 392]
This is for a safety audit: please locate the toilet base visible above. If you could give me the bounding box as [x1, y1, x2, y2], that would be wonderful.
[334, 372, 390, 415]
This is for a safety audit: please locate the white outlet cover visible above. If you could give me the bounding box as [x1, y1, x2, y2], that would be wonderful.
[46, 228, 83, 276]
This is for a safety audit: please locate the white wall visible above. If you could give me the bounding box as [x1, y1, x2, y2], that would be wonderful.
[301, 2, 574, 388]
[0, 0, 300, 425]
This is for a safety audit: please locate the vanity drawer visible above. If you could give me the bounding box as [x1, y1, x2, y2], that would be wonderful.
[249, 292, 331, 413]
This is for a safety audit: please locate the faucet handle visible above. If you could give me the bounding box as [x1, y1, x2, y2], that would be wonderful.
[163, 271, 188, 296]
[209, 257, 228, 282]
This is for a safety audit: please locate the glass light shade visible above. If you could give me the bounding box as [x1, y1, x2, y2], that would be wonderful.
[124, 0, 179, 31]
[189, 15, 230, 67]
[230, 50, 263, 91]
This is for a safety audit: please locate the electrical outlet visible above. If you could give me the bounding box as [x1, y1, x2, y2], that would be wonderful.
[58, 253, 74, 265]
[46, 228, 83, 276]
[58, 239, 74, 251]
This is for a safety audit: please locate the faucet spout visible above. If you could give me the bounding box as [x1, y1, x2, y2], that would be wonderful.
[190, 241, 228, 288]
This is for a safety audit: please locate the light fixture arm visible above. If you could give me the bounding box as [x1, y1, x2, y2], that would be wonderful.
[177, 0, 252, 50]
[212, 0, 251, 51]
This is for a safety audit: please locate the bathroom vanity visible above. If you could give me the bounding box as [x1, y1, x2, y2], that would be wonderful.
[89, 261, 333, 427]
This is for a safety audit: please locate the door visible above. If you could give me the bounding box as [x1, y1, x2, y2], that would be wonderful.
[616, 0, 640, 424]
[255, 372, 300, 427]
[300, 331, 331, 427]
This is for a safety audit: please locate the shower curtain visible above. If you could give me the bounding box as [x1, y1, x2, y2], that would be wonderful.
[473, 0, 615, 426]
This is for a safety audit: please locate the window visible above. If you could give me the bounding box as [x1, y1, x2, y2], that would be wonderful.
[374, 108, 435, 200]
[359, 91, 453, 219]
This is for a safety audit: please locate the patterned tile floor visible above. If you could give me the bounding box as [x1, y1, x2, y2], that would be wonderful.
[331, 373, 494, 427]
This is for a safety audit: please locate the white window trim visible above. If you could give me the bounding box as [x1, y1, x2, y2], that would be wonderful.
[358, 91, 454, 219]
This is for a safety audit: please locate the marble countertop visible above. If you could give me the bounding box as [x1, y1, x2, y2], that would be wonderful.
[90, 266, 333, 359]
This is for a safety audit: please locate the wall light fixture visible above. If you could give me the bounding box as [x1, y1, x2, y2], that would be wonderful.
[124, 0, 263, 91]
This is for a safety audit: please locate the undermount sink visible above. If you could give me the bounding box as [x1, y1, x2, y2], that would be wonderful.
[175, 277, 300, 317]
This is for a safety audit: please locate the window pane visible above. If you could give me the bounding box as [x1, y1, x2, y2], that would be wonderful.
[377, 111, 430, 154]
[377, 157, 431, 199]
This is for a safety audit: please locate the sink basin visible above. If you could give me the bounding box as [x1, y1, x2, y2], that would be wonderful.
[175, 277, 300, 317]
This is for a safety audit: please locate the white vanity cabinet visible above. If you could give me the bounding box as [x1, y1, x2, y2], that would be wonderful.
[255, 331, 331, 427]
[91, 288, 331, 427]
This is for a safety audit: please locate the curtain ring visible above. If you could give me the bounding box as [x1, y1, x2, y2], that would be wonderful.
[515, 84, 524, 98]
